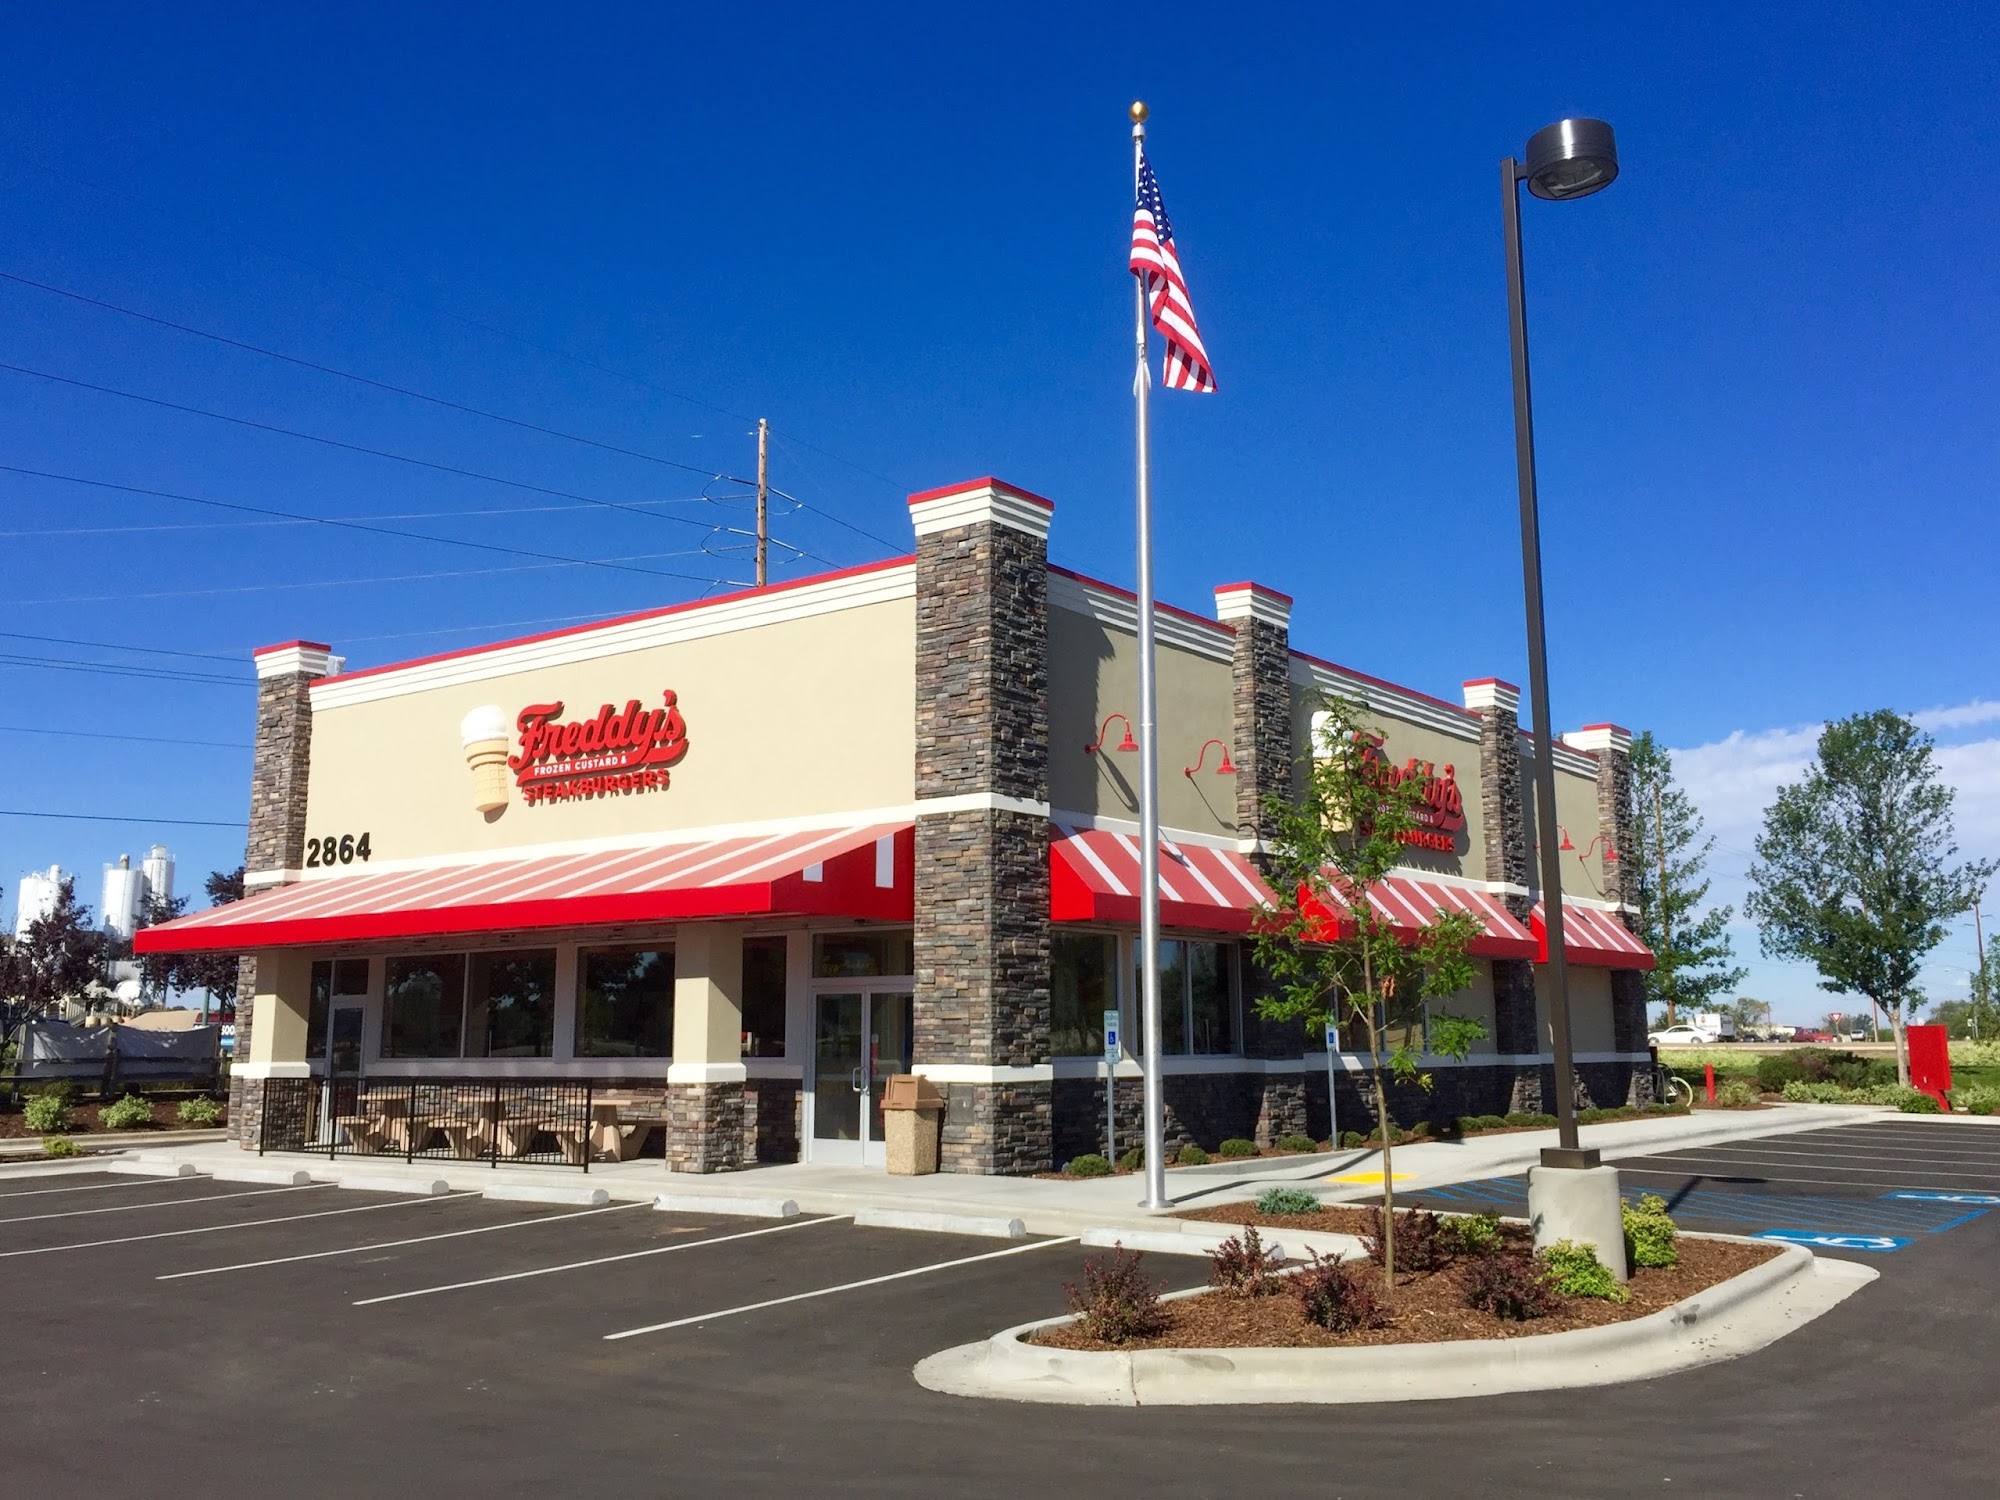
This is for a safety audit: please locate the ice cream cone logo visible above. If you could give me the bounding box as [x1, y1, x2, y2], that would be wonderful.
[460, 704, 512, 814]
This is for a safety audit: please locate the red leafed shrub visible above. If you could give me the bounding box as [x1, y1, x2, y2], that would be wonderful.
[1290, 1250, 1389, 1332]
[1208, 1224, 1283, 1297]
[1064, 1246, 1168, 1344]
[1360, 1205, 1452, 1272]
[1462, 1249, 1559, 1322]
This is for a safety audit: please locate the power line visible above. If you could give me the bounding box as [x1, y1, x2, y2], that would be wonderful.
[0, 494, 717, 538]
[0, 809, 245, 828]
[0, 267, 772, 483]
[0, 652, 246, 686]
[0, 725, 248, 750]
[6, 156, 915, 500]
[0, 465, 726, 586]
[0, 629, 241, 665]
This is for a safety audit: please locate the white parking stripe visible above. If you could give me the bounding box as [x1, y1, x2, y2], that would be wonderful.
[353, 1214, 843, 1306]
[1684, 1141, 2000, 1165]
[159, 1199, 650, 1280]
[1612, 1160, 2000, 1193]
[603, 1235, 1079, 1341]
[0, 1177, 223, 1202]
[0, 1183, 320, 1227]
[0, 1192, 474, 1259]
[1629, 1150, 2000, 1182]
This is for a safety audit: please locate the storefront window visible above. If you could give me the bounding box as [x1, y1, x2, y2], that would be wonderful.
[741, 937, 788, 1058]
[464, 950, 557, 1058]
[1051, 932, 1115, 1056]
[813, 931, 913, 979]
[1132, 939, 1238, 1057]
[577, 947, 674, 1058]
[382, 955, 466, 1059]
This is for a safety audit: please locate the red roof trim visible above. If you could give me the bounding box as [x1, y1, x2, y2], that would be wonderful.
[254, 639, 332, 657]
[1290, 650, 1480, 721]
[1047, 565, 1238, 636]
[1577, 722, 1630, 735]
[1461, 676, 1520, 692]
[906, 476, 1056, 511]
[1213, 581, 1295, 605]
[311, 555, 915, 688]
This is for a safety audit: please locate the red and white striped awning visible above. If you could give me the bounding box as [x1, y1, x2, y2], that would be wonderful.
[1531, 901, 1655, 969]
[1050, 823, 1275, 934]
[1301, 875, 1538, 960]
[135, 824, 914, 953]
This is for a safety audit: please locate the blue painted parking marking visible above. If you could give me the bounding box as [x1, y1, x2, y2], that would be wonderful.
[1883, 1191, 2000, 1205]
[1757, 1231, 1910, 1253]
[1419, 1176, 1988, 1240]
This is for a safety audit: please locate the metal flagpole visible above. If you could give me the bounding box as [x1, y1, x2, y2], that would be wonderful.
[1131, 100, 1168, 1210]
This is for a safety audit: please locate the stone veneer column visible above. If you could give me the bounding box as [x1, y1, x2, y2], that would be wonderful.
[665, 923, 747, 1173]
[1214, 583, 1307, 1145]
[910, 479, 1053, 1176]
[233, 641, 343, 1147]
[1563, 723, 1651, 1102]
[1464, 678, 1542, 1115]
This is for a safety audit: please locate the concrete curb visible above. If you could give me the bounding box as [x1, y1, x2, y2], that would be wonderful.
[914, 1239, 1877, 1406]
[657, 1193, 799, 1219]
[484, 1183, 611, 1207]
[855, 1206, 1027, 1239]
[105, 1160, 203, 1179]
[338, 1175, 452, 1196]
[211, 1166, 321, 1186]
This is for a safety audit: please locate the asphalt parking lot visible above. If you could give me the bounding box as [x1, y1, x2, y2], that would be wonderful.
[7, 1122, 1998, 1499]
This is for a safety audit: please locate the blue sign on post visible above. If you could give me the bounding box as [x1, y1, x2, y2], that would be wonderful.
[1103, 1011, 1121, 1059]
[1103, 1010, 1121, 1161]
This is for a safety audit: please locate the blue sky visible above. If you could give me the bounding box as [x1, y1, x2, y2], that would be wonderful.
[1, 3, 1994, 1020]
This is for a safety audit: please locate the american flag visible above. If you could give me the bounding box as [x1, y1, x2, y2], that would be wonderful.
[1130, 149, 1215, 394]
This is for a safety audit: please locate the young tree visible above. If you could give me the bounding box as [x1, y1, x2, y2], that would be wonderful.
[135, 867, 244, 1019]
[1626, 732, 1746, 1025]
[1972, 932, 2000, 1042]
[134, 888, 190, 1006]
[1252, 697, 1483, 1285]
[1748, 710, 1995, 1085]
[5, 878, 108, 1023]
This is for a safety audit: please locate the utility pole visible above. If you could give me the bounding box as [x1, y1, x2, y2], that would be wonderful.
[1974, 895, 1988, 1039]
[1654, 785, 1674, 1026]
[755, 418, 769, 587]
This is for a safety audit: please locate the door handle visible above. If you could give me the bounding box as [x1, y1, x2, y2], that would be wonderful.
[851, 1067, 865, 1093]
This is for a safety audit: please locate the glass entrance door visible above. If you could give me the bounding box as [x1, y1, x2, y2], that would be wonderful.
[319, 1005, 365, 1144]
[811, 988, 915, 1166]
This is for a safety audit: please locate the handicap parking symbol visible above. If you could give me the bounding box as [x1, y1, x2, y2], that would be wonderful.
[1757, 1230, 1910, 1253]
[1882, 1191, 2000, 1205]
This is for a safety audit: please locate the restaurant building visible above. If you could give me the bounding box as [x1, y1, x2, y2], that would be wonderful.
[137, 477, 1654, 1176]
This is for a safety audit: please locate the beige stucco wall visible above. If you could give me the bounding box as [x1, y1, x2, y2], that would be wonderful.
[1048, 606, 1236, 838]
[1437, 961, 1498, 1056]
[304, 598, 915, 864]
[1533, 964, 1615, 1054]
[1285, 680, 1485, 882]
[1521, 747, 1612, 900]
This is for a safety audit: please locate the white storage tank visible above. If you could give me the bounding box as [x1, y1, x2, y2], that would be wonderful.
[13, 864, 66, 940]
[141, 844, 175, 906]
[102, 855, 143, 941]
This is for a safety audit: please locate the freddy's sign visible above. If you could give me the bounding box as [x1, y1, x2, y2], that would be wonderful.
[1357, 734, 1465, 852]
[497, 692, 691, 806]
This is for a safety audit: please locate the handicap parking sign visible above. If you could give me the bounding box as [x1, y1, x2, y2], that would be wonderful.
[1757, 1230, 1910, 1253]
[1883, 1191, 2000, 1205]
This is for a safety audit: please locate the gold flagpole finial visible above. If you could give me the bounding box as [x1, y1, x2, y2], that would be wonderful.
[1129, 100, 1149, 124]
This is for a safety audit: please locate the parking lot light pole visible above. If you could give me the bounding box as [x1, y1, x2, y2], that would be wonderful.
[1503, 117, 1619, 1173]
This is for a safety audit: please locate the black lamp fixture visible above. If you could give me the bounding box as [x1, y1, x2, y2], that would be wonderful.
[1522, 117, 1619, 201]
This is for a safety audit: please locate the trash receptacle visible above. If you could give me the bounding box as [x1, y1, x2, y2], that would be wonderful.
[880, 1074, 944, 1175]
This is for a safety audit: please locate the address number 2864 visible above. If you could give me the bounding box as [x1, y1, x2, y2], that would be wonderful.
[306, 833, 372, 868]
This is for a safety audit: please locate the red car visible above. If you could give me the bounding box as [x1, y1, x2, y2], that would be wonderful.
[1789, 1028, 1831, 1043]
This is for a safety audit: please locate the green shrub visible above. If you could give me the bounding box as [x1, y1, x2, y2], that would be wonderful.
[1503, 1112, 1557, 1129]
[1176, 1143, 1210, 1166]
[99, 1094, 155, 1130]
[1713, 1078, 1761, 1108]
[1458, 1114, 1508, 1134]
[1117, 1145, 1145, 1172]
[23, 1094, 71, 1133]
[42, 1135, 82, 1158]
[1065, 1153, 1111, 1178]
[1540, 1241, 1628, 1302]
[1958, 1085, 2000, 1116]
[1756, 1053, 1806, 1092]
[1781, 1080, 1850, 1103]
[1622, 1193, 1679, 1269]
[1255, 1185, 1323, 1216]
[1208, 1224, 1283, 1296]
[1064, 1246, 1168, 1344]
[1273, 1133, 1319, 1154]
[1445, 1211, 1502, 1257]
[177, 1095, 223, 1127]
[1897, 1090, 1943, 1115]
[1217, 1137, 1258, 1159]
[1339, 1130, 1366, 1149]
[34, 1079, 79, 1106]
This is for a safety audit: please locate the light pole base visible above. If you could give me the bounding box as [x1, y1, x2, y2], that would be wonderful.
[1526, 1162, 1629, 1281]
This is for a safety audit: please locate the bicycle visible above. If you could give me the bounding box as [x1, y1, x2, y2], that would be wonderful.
[1652, 1055, 1694, 1108]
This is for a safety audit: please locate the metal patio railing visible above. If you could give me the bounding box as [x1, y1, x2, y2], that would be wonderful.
[258, 1077, 604, 1170]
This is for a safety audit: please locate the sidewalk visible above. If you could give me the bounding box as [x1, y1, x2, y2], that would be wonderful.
[101, 1104, 1875, 1239]
[0, 1128, 228, 1160]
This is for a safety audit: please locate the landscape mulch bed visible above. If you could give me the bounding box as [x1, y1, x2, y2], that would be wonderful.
[1032, 1235, 1780, 1351]
[0, 1098, 226, 1139]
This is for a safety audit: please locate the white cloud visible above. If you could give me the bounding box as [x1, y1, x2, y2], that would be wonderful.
[1665, 700, 2000, 1023]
